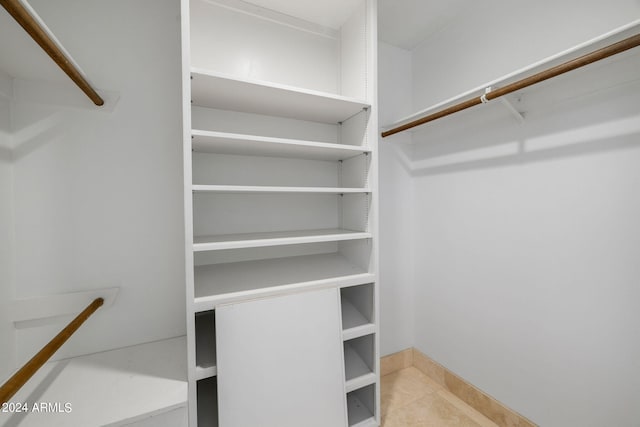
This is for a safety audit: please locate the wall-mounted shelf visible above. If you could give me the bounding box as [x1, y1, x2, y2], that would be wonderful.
[194, 253, 374, 310]
[192, 130, 370, 161]
[192, 185, 370, 194]
[382, 19, 640, 133]
[191, 68, 369, 124]
[193, 228, 371, 252]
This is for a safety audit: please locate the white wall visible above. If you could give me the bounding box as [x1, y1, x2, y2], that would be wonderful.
[377, 42, 415, 355]
[7, 0, 185, 365]
[0, 96, 14, 381]
[407, 1, 640, 426]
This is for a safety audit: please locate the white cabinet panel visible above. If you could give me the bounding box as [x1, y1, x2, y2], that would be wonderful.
[216, 288, 347, 427]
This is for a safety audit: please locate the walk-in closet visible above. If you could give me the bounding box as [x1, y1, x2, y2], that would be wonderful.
[1, 0, 639, 426]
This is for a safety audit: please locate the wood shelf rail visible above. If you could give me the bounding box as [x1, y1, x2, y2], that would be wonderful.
[0, 0, 105, 106]
[381, 32, 640, 138]
[0, 297, 104, 404]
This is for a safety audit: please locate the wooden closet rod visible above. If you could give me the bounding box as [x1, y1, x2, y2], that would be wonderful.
[0, 0, 105, 106]
[381, 32, 640, 138]
[0, 297, 104, 404]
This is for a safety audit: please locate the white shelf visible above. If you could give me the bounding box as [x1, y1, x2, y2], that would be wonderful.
[193, 228, 371, 251]
[192, 130, 370, 161]
[193, 184, 370, 194]
[191, 68, 369, 123]
[347, 392, 376, 427]
[383, 18, 640, 132]
[195, 365, 217, 381]
[10, 337, 187, 426]
[194, 253, 374, 310]
[344, 343, 375, 392]
[342, 297, 375, 341]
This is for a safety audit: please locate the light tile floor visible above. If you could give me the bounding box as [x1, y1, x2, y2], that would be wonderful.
[381, 367, 499, 427]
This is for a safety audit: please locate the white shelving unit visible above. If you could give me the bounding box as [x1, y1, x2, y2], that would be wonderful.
[181, 0, 379, 425]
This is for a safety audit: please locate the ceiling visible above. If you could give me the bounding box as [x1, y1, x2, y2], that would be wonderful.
[378, 0, 474, 50]
[217, 0, 474, 50]
[238, 0, 364, 29]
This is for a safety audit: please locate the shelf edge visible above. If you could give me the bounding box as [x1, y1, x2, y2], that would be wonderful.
[194, 273, 376, 312]
[193, 231, 372, 251]
[346, 372, 377, 393]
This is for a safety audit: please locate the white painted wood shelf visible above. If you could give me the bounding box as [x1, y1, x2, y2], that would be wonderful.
[192, 130, 370, 161]
[344, 342, 376, 393]
[342, 297, 376, 341]
[193, 228, 371, 251]
[382, 18, 640, 133]
[191, 68, 369, 124]
[9, 338, 187, 426]
[192, 184, 370, 194]
[194, 253, 375, 311]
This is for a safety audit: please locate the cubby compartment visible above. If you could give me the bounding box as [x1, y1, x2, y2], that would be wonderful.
[189, 0, 368, 99]
[195, 310, 216, 380]
[347, 384, 376, 427]
[192, 192, 370, 246]
[344, 334, 376, 392]
[192, 151, 370, 190]
[197, 376, 219, 427]
[191, 107, 370, 148]
[341, 283, 375, 340]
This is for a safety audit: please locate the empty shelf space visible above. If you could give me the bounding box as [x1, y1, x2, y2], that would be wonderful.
[192, 130, 370, 161]
[344, 346, 374, 382]
[344, 335, 376, 392]
[190, 68, 369, 123]
[194, 253, 374, 309]
[197, 376, 219, 427]
[341, 283, 375, 340]
[347, 384, 376, 427]
[193, 228, 371, 252]
[195, 311, 217, 380]
[192, 185, 370, 194]
[342, 298, 369, 329]
[342, 302, 375, 341]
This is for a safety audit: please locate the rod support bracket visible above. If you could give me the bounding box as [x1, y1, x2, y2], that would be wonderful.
[499, 96, 525, 123]
[480, 87, 492, 104]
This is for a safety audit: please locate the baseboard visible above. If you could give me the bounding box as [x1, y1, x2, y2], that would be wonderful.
[381, 348, 537, 427]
